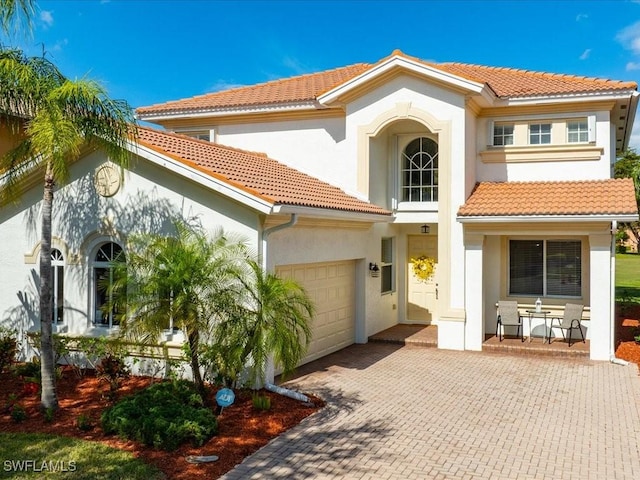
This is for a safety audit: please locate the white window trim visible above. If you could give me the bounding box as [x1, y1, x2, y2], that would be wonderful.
[90, 241, 125, 329]
[488, 114, 597, 147]
[51, 248, 64, 325]
[381, 237, 396, 295]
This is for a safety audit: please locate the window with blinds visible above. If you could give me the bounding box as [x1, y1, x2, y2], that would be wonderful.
[509, 240, 581, 298]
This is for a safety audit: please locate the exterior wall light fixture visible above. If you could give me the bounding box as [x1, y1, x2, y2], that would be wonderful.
[369, 262, 380, 277]
[421, 224, 430, 234]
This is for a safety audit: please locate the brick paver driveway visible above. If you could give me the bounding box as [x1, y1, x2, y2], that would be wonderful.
[222, 344, 640, 479]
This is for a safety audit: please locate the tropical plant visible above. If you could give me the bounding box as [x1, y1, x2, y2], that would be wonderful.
[0, 0, 34, 34]
[213, 259, 314, 387]
[614, 148, 640, 252]
[108, 221, 247, 401]
[0, 327, 18, 373]
[0, 48, 136, 410]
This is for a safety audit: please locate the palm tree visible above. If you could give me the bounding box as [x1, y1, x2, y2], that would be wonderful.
[109, 222, 248, 402]
[0, 48, 135, 410]
[0, 0, 34, 34]
[214, 259, 314, 387]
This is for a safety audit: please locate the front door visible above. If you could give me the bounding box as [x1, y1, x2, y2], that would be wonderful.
[407, 235, 438, 324]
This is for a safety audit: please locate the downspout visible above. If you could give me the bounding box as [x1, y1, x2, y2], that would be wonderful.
[610, 221, 629, 366]
[260, 213, 298, 272]
[260, 213, 299, 385]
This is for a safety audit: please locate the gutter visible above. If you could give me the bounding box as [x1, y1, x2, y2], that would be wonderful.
[260, 214, 298, 272]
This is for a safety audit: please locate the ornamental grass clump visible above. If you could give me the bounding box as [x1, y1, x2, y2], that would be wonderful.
[101, 380, 218, 451]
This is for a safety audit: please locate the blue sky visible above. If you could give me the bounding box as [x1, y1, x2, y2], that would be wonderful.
[4, 0, 640, 147]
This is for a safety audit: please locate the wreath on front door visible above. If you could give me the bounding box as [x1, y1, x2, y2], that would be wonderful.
[410, 256, 436, 282]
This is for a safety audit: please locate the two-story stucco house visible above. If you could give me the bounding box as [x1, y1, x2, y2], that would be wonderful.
[1, 50, 638, 374]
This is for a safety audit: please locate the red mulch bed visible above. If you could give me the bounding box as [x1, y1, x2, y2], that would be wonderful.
[0, 370, 322, 479]
[615, 303, 640, 368]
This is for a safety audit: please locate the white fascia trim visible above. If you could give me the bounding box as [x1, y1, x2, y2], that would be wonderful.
[318, 56, 486, 105]
[136, 102, 319, 122]
[127, 141, 274, 214]
[272, 204, 393, 223]
[457, 214, 639, 223]
[622, 91, 640, 150]
[494, 89, 638, 106]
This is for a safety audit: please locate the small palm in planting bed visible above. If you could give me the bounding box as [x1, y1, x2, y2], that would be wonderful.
[101, 379, 218, 451]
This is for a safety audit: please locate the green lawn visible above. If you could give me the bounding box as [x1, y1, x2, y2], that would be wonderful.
[0, 433, 164, 479]
[616, 253, 640, 303]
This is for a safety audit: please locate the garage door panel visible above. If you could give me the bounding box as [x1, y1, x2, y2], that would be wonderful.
[276, 260, 355, 366]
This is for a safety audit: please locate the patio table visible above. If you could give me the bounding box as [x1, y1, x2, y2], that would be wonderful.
[525, 310, 551, 343]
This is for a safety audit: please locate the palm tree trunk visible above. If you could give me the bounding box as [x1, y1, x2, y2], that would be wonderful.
[39, 164, 58, 410]
[187, 330, 207, 404]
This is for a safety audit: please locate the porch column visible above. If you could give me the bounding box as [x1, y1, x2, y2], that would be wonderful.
[464, 233, 485, 351]
[589, 233, 613, 361]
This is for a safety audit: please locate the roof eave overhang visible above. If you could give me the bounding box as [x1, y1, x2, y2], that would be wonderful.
[127, 140, 274, 214]
[136, 101, 325, 122]
[457, 214, 639, 223]
[622, 91, 639, 151]
[317, 55, 488, 107]
[272, 204, 393, 223]
[493, 89, 638, 106]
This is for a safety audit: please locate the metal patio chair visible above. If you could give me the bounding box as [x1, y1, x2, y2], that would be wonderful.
[549, 303, 585, 346]
[496, 300, 524, 342]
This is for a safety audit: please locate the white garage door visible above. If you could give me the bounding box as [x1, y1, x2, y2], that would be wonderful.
[276, 260, 356, 366]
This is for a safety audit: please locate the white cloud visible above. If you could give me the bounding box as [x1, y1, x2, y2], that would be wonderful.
[207, 80, 245, 92]
[579, 49, 591, 60]
[50, 38, 68, 53]
[576, 13, 588, 21]
[616, 21, 640, 54]
[282, 56, 311, 75]
[40, 10, 54, 28]
[626, 61, 640, 71]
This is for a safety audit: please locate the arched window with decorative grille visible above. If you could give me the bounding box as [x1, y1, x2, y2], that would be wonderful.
[92, 242, 125, 328]
[400, 137, 438, 202]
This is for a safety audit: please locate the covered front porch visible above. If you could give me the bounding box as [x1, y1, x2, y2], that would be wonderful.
[369, 324, 590, 357]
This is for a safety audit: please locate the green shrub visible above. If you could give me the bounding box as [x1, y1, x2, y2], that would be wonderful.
[43, 407, 55, 423]
[96, 353, 130, 396]
[13, 360, 41, 381]
[10, 403, 27, 423]
[76, 413, 94, 431]
[252, 393, 271, 411]
[101, 380, 218, 451]
[0, 328, 18, 374]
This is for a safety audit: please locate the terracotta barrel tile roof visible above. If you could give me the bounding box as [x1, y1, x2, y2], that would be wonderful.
[457, 179, 638, 217]
[136, 64, 371, 115]
[136, 127, 390, 216]
[137, 52, 637, 116]
[436, 63, 637, 98]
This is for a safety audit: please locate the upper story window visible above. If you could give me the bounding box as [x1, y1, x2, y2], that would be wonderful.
[529, 123, 551, 145]
[178, 130, 211, 142]
[493, 124, 514, 146]
[567, 120, 588, 143]
[51, 248, 64, 324]
[401, 137, 438, 202]
[93, 242, 126, 328]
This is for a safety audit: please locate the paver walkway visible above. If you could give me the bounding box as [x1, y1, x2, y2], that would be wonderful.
[222, 344, 640, 479]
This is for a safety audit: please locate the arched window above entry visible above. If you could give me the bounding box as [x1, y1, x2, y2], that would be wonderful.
[401, 137, 439, 203]
[92, 242, 125, 328]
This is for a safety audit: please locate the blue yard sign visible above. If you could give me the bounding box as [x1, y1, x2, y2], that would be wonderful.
[215, 388, 235, 408]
